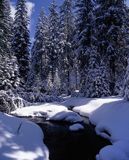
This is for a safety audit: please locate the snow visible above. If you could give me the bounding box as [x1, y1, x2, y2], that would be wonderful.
[11, 96, 129, 160]
[48, 110, 83, 123]
[64, 97, 129, 160]
[12, 103, 83, 123]
[12, 103, 67, 118]
[96, 141, 129, 160]
[0, 112, 49, 160]
[63, 97, 121, 117]
[69, 123, 84, 131]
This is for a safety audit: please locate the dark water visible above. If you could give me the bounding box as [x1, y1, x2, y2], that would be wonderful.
[27, 117, 111, 160]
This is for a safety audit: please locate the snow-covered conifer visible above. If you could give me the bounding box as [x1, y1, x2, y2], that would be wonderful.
[47, 0, 60, 83]
[28, 8, 49, 93]
[46, 72, 53, 95]
[0, 0, 19, 91]
[95, 0, 127, 95]
[59, 0, 75, 95]
[75, 0, 96, 96]
[83, 47, 111, 97]
[12, 0, 30, 84]
[52, 69, 61, 96]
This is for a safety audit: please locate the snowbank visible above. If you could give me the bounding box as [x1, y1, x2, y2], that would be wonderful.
[12, 103, 83, 123]
[0, 112, 49, 160]
[63, 97, 121, 117]
[12, 103, 67, 118]
[67, 97, 129, 160]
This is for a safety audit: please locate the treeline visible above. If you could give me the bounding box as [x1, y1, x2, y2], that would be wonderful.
[1, 0, 129, 105]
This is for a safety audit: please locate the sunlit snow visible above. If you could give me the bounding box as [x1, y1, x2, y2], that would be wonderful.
[0, 113, 49, 160]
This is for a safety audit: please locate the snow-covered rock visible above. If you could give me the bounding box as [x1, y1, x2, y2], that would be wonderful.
[69, 123, 84, 131]
[48, 110, 83, 123]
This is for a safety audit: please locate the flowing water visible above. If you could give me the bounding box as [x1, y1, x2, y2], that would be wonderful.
[26, 117, 111, 160]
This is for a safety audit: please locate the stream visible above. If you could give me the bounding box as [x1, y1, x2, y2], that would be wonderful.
[25, 116, 111, 160]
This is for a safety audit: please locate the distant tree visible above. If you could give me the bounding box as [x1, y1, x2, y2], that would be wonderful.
[12, 0, 30, 84]
[28, 8, 49, 93]
[52, 68, 61, 96]
[46, 71, 53, 95]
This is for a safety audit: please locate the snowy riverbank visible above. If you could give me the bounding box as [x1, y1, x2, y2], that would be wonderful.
[63, 97, 129, 160]
[11, 97, 129, 160]
[0, 113, 49, 160]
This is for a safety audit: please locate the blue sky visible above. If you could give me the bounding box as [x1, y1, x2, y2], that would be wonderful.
[11, 0, 62, 42]
[10, 0, 129, 43]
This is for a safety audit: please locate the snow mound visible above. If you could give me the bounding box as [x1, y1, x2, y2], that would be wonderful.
[69, 123, 84, 131]
[48, 110, 83, 123]
[0, 112, 49, 160]
[96, 141, 129, 160]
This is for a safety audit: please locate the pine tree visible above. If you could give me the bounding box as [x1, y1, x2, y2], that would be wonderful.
[59, 0, 75, 95]
[48, 0, 60, 84]
[84, 47, 110, 97]
[46, 71, 53, 95]
[3, 0, 13, 50]
[12, 0, 30, 84]
[95, 0, 127, 95]
[28, 8, 49, 93]
[75, 0, 94, 94]
[0, 0, 19, 91]
[52, 68, 61, 96]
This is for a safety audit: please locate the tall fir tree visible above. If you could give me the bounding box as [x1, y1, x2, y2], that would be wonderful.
[95, 0, 127, 95]
[75, 0, 94, 94]
[84, 46, 111, 97]
[47, 0, 60, 85]
[0, 0, 19, 91]
[12, 0, 30, 85]
[28, 8, 49, 93]
[59, 0, 75, 95]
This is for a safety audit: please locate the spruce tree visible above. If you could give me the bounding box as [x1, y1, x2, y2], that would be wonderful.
[52, 68, 61, 96]
[46, 71, 53, 95]
[95, 0, 127, 95]
[12, 0, 30, 84]
[59, 0, 75, 95]
[28, 8, 49, 93]
[75, 0, 94, 94]
[48, 0, 60, 84]
[84, 47, 110, 97]
[0, 0, 19, 91]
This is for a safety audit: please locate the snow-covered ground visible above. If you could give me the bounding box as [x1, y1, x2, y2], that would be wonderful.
[0, 112, 49, 160]
[11, 97, 129, 160]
